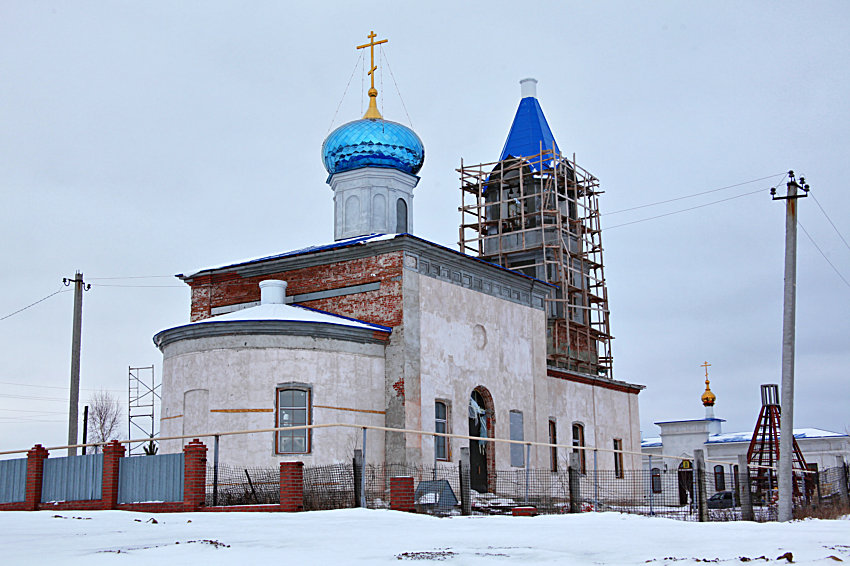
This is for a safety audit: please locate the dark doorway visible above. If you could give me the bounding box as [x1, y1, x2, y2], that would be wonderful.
[468, 389, 491, 493]
[678, 460, 694, 506]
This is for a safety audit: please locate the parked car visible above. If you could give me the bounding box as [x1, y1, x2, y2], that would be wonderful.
[707, 491, 737, 509]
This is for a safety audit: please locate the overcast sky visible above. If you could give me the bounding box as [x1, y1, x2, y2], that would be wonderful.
[1, 1, 848, 453]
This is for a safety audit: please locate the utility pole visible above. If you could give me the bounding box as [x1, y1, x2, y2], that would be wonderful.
[771, 171, 809, 521]
[63, 271, 90, 456]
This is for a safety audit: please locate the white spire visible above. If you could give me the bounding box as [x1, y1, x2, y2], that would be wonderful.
[520, 77, 538, 99]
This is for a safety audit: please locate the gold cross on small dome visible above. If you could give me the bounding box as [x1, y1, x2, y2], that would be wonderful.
[357, 31, 388, 119]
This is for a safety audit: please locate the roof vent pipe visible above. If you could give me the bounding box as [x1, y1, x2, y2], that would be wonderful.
[259, 280, 287, 305]
[520, 77, 538, 99]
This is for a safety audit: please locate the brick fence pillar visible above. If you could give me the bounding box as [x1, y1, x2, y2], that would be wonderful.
[101, 440, 125, 509]
[279, 461, 304, 512]
[390, 476, 415, 512]
[183, 439, 207, 510]
[24, 444, 49, 511]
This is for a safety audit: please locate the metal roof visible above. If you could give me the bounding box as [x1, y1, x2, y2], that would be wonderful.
[499, 96, 560, 168]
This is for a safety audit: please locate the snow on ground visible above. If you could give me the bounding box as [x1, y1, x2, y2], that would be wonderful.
[2, 509, 848, 565]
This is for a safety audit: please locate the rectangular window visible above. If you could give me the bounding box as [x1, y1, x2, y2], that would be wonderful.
[435, 400, 449, 461]
[509, 410, 524, 467]
[714, 465, 726, 492]
[549, 419, 558, 472]
[572, 423, 586, 474]
[276, 386, 311, 454]
[651, 467, 662, 493]
[613, 438, 624, 478]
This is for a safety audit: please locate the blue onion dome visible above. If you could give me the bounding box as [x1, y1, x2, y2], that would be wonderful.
[322, 118, 425, 176]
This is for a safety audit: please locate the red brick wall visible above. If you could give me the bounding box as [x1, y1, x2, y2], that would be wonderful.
[187, 251, 405, 327]
[389, 476, 415, 512]
[279, 461, 304, 512]
[101, 440, 125, 510]
[183, 439, 207, 510]
[24, 444, 48, 511]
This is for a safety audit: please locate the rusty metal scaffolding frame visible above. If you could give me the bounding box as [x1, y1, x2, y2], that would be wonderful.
[458, 149, 612, 377]
[746, 384, 809, 499]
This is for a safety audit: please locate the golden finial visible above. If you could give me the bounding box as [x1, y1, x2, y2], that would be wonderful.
[700, 361, 716, 407]
[356, 30, 388, 120]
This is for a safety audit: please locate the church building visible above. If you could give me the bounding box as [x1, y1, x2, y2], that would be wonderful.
[154, 34, 643, 491]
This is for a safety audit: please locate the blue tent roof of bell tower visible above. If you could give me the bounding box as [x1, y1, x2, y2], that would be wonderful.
[499, 96, 560, 167]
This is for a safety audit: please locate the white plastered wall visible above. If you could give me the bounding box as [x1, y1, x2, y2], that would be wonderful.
[159, 334, 385, 468]
[414, 274, 641, 472]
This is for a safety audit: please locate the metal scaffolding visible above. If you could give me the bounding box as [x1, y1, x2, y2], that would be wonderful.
[128, 365, 160, 456]
[747, 384, 809, 499]
[459, 149, 612, 377]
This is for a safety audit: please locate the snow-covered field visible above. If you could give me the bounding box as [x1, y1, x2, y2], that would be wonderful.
[2, 509, 848, 565]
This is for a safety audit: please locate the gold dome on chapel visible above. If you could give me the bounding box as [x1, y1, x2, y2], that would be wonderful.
[701, 379, 716, 407]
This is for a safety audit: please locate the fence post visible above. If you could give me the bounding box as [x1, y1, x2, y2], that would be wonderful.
[459, 447, 471, 516]
[353, 449, 363, 508]
[24, 444, 48, 511]
[568, 452, 581, 513]
[101, 440, 125, 510]
[648, 454, 654, 516]
[183, 439, 207, 510]
[694, 449, 708, 522]
[212, 435, 219, 506]
[524, 443, 531, 505]
[837, 458, 850, 508]
[593, 448, 598, 510]
[738, 454, 755, 521]
[361, 428, 367, 508]
[279, 461, 304, 512]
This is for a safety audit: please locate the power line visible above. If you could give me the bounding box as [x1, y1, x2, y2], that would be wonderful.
[808, 190, 850, 254]
[605, 188, 765, 230]
[0, 380, 124, 394]
[89, 283, 185, 288]
[605, 173, 786, 216]
[0, 288, 69, 321]
[798, 221, 850, 290]
[0, 393, 68, 402]
[88, 275, 174, 280]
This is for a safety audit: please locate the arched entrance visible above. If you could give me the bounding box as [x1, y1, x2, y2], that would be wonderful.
[678, 460, 694, 506]
[468, 387, 495, 493]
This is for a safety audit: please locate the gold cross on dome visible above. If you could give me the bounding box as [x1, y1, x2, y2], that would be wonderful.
[356, 31, 388, 119]
[357, 31, 388, 90]
[700, 361, 711, 380]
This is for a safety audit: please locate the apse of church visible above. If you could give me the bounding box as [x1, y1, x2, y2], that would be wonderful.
[154, 32, 643, 481]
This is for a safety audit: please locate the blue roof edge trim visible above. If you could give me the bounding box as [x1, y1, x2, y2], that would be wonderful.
[180, 233, 557, 289]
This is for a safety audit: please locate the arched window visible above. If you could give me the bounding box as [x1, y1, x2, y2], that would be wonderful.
[651, 467, 662, 494]
[435, 400, 449, 461]
[276, 385, 311, 454]
[714, 464, 725, 491]
[396, 198, 408, 233]
[572, 423, 586, 474]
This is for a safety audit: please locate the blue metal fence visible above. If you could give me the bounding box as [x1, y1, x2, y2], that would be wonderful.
[118, 453, 184, 504]
[41, 454, 103, 502]
[0, 458, 27, 503]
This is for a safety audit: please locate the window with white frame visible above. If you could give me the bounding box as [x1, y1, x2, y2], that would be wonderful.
[509, 410, 524, 467]
[276, 385, 311, 454]
[435, 400, 449, 461]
